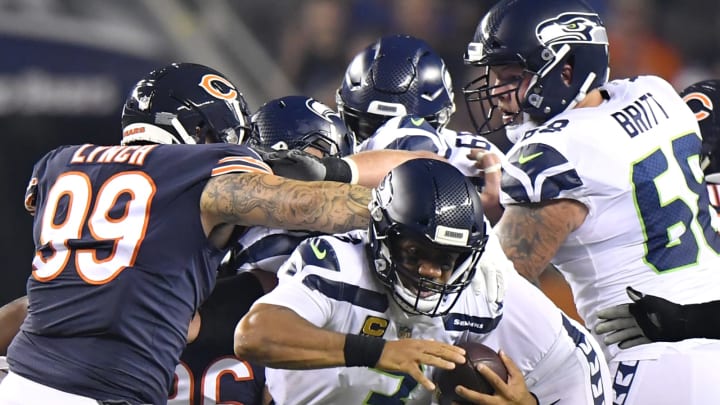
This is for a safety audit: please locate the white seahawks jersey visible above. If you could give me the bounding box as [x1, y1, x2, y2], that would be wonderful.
[500, 75, 720, 359]
[359, 115, 452, 158]
[230, 226, 318, 274]
[358, 115, 506, 177]
[257, 231, 611, 405]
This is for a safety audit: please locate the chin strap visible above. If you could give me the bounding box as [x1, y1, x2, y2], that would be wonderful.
[566, 72, 597, 112]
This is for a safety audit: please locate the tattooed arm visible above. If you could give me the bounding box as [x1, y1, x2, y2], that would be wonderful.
[200, 173, 371, 236]
[492, 199, 587, 282]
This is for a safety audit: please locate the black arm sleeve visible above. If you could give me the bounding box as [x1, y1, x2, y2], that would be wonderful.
[684, 300, 720, 339]
[194, 272, 265, 350]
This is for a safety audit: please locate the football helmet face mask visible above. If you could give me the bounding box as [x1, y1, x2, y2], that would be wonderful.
[368, 159, 488, 317]
[463, 0, 609, 136]
[249, 95, 355, 157]
[121, 62, 253, 145]
[336, 34, 456, 142]
[680, 80, 720, 178]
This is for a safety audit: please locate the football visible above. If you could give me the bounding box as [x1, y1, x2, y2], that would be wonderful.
[433, 341, 508, 405]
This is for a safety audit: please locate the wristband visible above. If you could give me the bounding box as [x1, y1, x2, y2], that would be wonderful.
[344, 334, 386, 367]
[483, 163, 502, 174]
[321, 157, 353, 183]
[343, 157, 359, 184]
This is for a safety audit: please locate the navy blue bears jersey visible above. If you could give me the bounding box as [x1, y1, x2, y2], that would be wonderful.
[9, 143, 270, 405]
[169, 272, 267, 405]
[171, 349, 266, 405]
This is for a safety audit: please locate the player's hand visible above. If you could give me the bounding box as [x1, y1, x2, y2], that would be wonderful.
[375, 339, 466, 392]
[595, 286, 687, 349]
[471, 234, 508, 311]
[454, 350, 537, 405]
[467, 148, 502, 177]
[256, 148, 327, 181]
[467, 148, 503, 224]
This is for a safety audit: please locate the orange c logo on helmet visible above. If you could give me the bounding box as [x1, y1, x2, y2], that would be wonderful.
[683, 91, 713, 122]
[198, 74, 238, 100]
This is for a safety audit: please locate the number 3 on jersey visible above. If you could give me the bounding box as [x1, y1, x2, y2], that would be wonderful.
[632, 132, 720, 272]
[32, 171, 154, 284]
[365, 369, 419, 404]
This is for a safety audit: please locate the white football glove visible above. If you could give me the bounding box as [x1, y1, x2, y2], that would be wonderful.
[471, 232, 508, 306]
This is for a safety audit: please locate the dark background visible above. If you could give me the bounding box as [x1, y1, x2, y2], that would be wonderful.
[2, 0, 720, 305]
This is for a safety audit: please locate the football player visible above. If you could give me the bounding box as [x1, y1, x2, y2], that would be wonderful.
[221, 95, 357, 278]
[593, 80, 720, 348]
[337, 34, 505, 224]
[235, 159, 612, 405]
[464, 0, 720, 403]
[172, 95, 361, 405]
[0, 63, 448, 405]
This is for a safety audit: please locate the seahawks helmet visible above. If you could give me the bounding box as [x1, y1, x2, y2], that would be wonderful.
[336, 34, 455, 142]
[680, 80, 720, 177]
[463, 0, 609, 135]
[249, 95, 355, 157]
[121, 62, 253, 145]
[368, 159, 488, 316]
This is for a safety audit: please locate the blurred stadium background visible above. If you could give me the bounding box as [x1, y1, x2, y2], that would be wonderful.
[2, 0, 719, 319]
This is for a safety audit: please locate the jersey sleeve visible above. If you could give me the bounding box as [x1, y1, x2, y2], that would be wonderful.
[255, 236, 345, 327]
[23, 145, 79, 215]
[24, 165, 42, 215]
[210, 146, 272, 177]
[500, 141, 584, 204]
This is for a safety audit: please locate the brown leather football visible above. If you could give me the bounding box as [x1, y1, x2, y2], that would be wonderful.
[433, 341, 508, 405]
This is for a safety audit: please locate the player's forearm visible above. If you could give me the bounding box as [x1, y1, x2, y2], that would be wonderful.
[234, 303, 347, 369]
[202, 173, 371, 234]
[493, 201, 586, 280]
[684, 300, 720, 339]
[345, 149, 445, 187]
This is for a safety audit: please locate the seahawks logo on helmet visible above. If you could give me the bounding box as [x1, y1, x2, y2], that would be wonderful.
[536, 12, 608, 47]
[370, 172, 394, 222]
[307, 98, 339, 123]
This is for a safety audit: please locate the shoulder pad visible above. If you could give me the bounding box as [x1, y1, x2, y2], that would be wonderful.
[502, 143, 582, 203]
[296, 237, 341, 272]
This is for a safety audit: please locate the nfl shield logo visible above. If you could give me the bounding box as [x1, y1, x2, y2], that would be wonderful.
[397, 325, 413, 339]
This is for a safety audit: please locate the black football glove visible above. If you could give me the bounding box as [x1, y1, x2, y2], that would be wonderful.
[595, 286, 688, 349]
[258, 149, 327, 181]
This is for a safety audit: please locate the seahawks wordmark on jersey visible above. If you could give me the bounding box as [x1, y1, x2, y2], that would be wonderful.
[259, 231, 611, 405]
